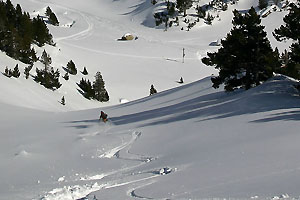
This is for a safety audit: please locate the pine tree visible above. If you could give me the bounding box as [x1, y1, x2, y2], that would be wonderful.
[66, 60, 77, 75]
[40, 50, 51, 72]
[32, 15, 54, 46]
[63, 72, 69, 80]
[78, 78, 95, 99]
[61, 96, 65, 105]
[176, 0, 193, 17]
[202, 7, 279, 91]
[273, 1, 300, 79]
[12, 64, 20, 78]
[24, 64, 33, 79]
[4, 67, 12, 78]
[34, 67, 61, 90]
[5, 0, 16, 25]
[49, 68, 61, 89]
[281, 49, 289, 67]
[49, 12, 59, 26]
[35, 50, 61, 90]
[93, 71, 109, 102]
[29, 48, 38, 63]
[82, 67, 88, 75]
[150, 84, 157, 95]
[0, 1, 44, 64]
[45, 6, 59, 26]
[45, 6, 52, 17]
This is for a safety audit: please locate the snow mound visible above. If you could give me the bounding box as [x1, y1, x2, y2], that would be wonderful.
[80, 174, 106, 181]
[57, 176, 65, 182]
[272, 194, 290, 200]
[41, 183, 105, 200]
[15, 150, 30, 157]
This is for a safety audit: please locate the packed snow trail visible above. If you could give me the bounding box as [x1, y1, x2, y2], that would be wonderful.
[39, 129, 174, 200]
[98, 131, 141, 158]
[128, 182, 155, 199]
[55, 12, 94, 42]
[60, 41, 200, 61]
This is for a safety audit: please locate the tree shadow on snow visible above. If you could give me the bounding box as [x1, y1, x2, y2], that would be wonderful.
[64, 119, 100, 129]
[121, 1, 153, 16]
[250, 110, 300, 123]
[110, 77, 300, 127]
[110, 91, 226, 127]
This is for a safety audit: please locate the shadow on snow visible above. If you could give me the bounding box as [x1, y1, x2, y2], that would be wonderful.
[110, 76, 300, 127]
[64, 76, 300, 129]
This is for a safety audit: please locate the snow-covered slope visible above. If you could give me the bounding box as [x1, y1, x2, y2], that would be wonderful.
[1, 75, 299, 200]
[0, 0, 291, 111]
[1, 0, 299, 199]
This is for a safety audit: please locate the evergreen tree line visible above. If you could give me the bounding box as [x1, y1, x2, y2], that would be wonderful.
[62, 61, 88, 80]
[273, 1, 300, 80]
[34, 50, 109, 103]
[0, 1, 108, 103]
[0, 0, 53, 64]
[2, 49, 109, 102]
[177, 0, 238, 24]
[3, 64, 20, 78]
[153, 0, 239, 30]
[153, 1, 177, 28]
[202, 2, 300, 92]
[3, 63, 33, 79]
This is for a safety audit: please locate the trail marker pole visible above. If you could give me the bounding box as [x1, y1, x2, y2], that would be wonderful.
[182, 48, 186, 63]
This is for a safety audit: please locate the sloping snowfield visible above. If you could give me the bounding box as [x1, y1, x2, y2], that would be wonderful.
[0, 0, 300, 199]
[1, 0, 290, 112]
[1, 75, 300, 200]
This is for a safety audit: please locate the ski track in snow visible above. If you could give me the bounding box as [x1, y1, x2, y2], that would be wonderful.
[171, 165, 300, 199]
[27, 1, 203, 199]
[55, 12, 94, 42]
[30, 0, 94, 42]
[61, 41, 199, 61]
[128, 182, 156, 199]
[39, 129, 174, 200]
[33, 0, 197, 61]
[38, 0, 202, 61]
[98, 131, 141, 159]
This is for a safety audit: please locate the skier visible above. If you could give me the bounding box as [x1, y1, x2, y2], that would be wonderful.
[99, 111, 108, 122]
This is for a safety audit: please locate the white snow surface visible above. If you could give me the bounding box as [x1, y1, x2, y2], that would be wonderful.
[0, 0, 300, 199]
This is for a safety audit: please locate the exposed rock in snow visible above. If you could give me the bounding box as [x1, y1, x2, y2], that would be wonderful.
[119, 98, 129, 104]
[80, 174, 106, 181]
[159, 167, 172, 175]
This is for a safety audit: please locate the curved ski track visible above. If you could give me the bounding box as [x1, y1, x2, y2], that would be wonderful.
[39, 130, 174, 200]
